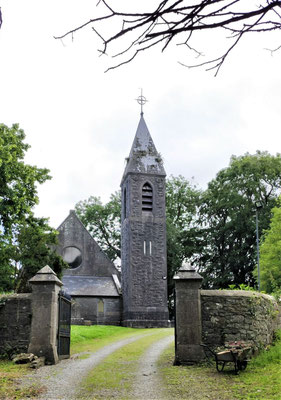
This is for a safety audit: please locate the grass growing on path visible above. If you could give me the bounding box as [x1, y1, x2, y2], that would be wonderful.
[158, 330, 281, 400]
[0, 326, 161, 399]
[71, 325, 154, 355]
[78, 328, 173, 400]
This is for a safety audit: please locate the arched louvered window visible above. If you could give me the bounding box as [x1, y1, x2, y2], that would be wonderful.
[142, 183, 153, 212]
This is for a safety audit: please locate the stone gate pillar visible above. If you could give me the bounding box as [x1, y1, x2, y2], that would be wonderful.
[28, 265, 63, 364]
[173, 262, 205, 364]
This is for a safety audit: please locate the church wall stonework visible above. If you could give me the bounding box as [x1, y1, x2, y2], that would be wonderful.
[128, 175, 166, 219]
[71, 296, 122, 326]
[122, 174, 168, 327]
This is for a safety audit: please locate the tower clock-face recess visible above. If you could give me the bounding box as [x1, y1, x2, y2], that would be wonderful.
[120, 114, 169, 328]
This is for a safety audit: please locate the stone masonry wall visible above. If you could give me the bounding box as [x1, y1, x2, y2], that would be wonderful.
[201, 290, 280, 350]
[0, 294, 32, 356]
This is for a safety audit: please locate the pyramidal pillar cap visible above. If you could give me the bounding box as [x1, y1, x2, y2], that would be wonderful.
[173, 261, 203, 281]
[29, 265, 63, 285]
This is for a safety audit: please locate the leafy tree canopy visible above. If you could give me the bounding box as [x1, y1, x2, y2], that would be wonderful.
[258, 198, 281, 294]
[166, 175, 201, 307]
[76, 192, 121, 262]
[0, 123, 67, 292]
[0, 123, 50, 235]
[198, 151, 281, 289]
[14, 217, 68, 293]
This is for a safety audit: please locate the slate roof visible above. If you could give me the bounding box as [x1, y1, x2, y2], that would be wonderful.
[62, 275, 121, 297]
[121, 115, 165, 183]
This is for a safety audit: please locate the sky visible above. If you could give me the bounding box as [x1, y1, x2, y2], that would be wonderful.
[1, 1, 281, 228]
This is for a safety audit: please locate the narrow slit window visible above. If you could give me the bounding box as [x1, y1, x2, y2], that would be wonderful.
[142, 183, 153, 212]
[149, 241, 152, 255]
[143, 241, 146, 255]
[123, 188, 127, 218]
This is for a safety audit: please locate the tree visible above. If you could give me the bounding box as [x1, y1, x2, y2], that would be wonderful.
[75, 192, 121, 262]
[0, 241, 15, 292]
[55, 0, 281, 74]
[166, 175, 201, 301]
[198, 151, 281, 289]
[0, 123, 66, 292]
[0, 123, 50, 235]
[14, 217, 68, 293]
[258, 198, 281, 293]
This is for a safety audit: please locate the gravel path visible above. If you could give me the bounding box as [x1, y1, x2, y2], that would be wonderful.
[20, 333, 151, 400]
[131, 334, 174, 400]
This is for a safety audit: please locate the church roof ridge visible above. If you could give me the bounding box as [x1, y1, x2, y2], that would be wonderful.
[121, 115, 166, 184]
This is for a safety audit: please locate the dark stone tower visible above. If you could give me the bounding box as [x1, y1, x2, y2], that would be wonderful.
[121, 114, 169, 327]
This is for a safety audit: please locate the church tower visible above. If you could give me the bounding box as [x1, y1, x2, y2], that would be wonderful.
[121, 111, 169, 327]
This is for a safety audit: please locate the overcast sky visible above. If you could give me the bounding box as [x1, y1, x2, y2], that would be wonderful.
[1, 1, 281, 228]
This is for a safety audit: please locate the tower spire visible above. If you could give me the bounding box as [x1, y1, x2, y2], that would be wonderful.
[121, 115, 166, 185]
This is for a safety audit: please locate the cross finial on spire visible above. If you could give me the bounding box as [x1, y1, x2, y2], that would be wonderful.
[136, 89, 148, 116]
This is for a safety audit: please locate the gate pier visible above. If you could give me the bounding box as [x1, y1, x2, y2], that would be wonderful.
[28, 266, 63, 364]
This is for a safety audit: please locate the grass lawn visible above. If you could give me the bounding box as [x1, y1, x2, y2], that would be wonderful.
[159, 330, 281, 400]
[230, 331, 281, 399]
[70, 324, 156, 355]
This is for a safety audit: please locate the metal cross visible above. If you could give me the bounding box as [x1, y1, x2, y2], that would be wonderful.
[136, 89, 148, 116]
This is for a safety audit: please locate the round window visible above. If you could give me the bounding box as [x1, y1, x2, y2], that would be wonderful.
[62, 246, 82, 269]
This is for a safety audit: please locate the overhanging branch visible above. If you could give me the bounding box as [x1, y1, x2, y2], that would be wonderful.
[54, 0, 281, 74]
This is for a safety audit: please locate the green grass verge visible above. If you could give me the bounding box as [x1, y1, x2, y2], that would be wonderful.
[70, 325, 155, 355]
[78, 328, 173, 400]
[0, 360, 44, 400]
[158, 330, 281, 400]
[230, 330, 281, 400]
[159, 344, 234, 400]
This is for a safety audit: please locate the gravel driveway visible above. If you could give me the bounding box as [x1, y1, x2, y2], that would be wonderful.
[20, 331, 173, 400]
[21, 333, 150, 399]
[131, 334, 174, 400]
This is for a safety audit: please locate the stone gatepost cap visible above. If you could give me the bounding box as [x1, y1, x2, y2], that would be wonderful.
[29, 265, 63, 286]
[173, 261, 203, 281]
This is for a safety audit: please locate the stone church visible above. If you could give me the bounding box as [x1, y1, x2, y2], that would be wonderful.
[56, 112, 169, 327]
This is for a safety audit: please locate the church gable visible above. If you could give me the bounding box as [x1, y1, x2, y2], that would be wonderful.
[57, 210, 119, 278]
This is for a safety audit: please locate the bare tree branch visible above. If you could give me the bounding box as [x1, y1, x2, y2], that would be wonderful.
[54, 0, 281, 74]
